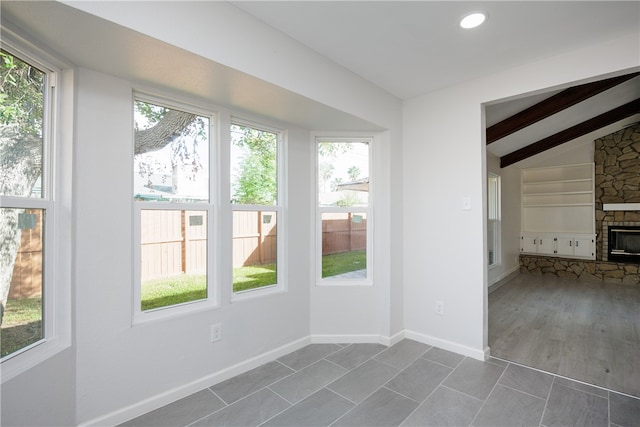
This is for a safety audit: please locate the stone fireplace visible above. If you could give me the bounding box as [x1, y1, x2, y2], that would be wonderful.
[595, 122, 640, 262]
[520, 122, 640, 285]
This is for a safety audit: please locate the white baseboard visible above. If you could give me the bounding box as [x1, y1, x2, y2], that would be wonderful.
[80, 336, 311, 427]
[80, 330, 481, 426]
[310, 330, 405, 347]
[488, 265, 520, 293]
[404, 329, 486, 361]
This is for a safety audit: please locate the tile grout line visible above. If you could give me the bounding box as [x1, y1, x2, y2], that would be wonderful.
[395, 356, 470, 426]
[536, 372, 557, 427]
[468, 360, 510, 427]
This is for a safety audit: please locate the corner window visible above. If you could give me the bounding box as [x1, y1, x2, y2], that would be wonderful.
[0, 49, 52, 360]
[488, 172, 501, 267]
[230, 122, 283, 297]
[316, 138, 372, 284]
[133, 97, 215, 320]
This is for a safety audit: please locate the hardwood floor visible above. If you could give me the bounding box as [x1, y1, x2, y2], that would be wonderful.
[489, 273, 640, 397]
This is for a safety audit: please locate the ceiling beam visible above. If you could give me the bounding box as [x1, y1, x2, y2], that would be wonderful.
[500, 98, 640, 168]
[487, 72, 640, 144]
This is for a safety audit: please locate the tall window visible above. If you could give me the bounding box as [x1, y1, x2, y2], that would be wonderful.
[488, 172, 501, 267]
[230, 122, 283, 295]
[0, 49, 52, 359]
[317, 138, 372, 284]
[133, 97, 214, 319]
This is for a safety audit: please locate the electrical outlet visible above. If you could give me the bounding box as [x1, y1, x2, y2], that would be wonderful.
[211, 323, 222, 343]
[435, 300, 444, 316]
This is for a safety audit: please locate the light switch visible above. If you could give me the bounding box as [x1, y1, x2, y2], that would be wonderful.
[463, 197, 472, 210]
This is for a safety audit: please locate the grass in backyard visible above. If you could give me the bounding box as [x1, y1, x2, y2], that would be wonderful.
[1, 297, 43, 358]
[140, 251, 366, 310]
[322, 250, 366, 278]
[233, 263, 276, 292]
[141, 275, 207, 311]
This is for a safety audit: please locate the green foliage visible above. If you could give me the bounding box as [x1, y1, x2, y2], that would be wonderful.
[232, 125, 277, 205]
[141, 274, 207, 311]
[335, 191, 363, 207]
[347, 165, 361, 181]
[233, 263, 276, 292]
[0, 50, 44, 137]
[322, 250, 366, 278]
[1, 297, 42, 357]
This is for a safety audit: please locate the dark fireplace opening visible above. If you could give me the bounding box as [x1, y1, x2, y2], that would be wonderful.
[608, 226, 640, 263]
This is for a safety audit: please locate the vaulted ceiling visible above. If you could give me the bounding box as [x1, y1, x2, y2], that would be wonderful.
[486, 73, 640, 167]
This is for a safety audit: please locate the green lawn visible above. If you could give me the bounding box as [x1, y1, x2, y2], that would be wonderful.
[1, 297, 42, 358]
[1, 251, 367, 354]
[322, 250, 366, 277]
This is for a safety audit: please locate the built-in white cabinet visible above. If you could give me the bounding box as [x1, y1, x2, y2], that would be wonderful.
[521, 233, 595, 259]
[521, 163, 595, 260]
[521, 234, 555, 255]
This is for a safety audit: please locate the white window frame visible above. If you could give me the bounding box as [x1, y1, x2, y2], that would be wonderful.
[230, 118, 286, 302]
[132, 94, 218, 324]
[0, 35, 72, 382]
[315, 137, 373, 286]
[488, 172, 501, 268]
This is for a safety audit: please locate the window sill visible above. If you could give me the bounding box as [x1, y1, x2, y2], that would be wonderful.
[1, 338, 71, 383]
[133, 298, 220, 326]
[231, 284, 285, 303]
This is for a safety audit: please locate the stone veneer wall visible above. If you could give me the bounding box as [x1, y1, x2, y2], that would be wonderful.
[595, 122, 640, 260]
[519, 123, 640, 286]
[520, 255, 640, 285]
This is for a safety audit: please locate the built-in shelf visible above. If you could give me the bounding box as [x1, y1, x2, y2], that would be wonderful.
[522, 163, 595, 258]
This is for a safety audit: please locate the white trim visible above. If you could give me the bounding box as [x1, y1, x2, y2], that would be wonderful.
[309, 331, 404, 346]
[603, 203, 640, 211]
[79, 336, 311, 427]
[314, 137, 374, 286]
[0, 40, 73, 380]
[229, 121, 287, 301]
[403, 330, 487, 361]
[488, 265, 520, 290]
[78, 330, 486, 426]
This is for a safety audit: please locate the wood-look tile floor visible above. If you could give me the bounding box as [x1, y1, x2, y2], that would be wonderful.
[489, 273, 640, 398]
[119, 340, 640, 427]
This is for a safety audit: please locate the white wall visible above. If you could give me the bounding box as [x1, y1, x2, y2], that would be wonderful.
[2, 2, 405, 424]
[73, 68, 314, 424]
[403, 33, 640, 359]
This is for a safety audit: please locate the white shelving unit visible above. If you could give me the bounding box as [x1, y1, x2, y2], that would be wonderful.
[521, 163, 595, 259]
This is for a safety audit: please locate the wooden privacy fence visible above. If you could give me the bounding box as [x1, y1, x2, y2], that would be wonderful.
[9, 210, 367, 296]
[232, 211, 277, 268]
[322, 212, 367, 255]
[140, 210, 208, 281]
[8, 209, 43, 299]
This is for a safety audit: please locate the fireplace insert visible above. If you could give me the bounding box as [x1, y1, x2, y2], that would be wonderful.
[608, 226, 640, 263]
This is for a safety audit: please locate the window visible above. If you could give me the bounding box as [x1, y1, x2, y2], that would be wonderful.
[0, 49, 53, 360]
[488, 172, 501, 267]
[230, 122, 283, 296]
[133, 97, 214, 319]
[317, 138, 372, 284]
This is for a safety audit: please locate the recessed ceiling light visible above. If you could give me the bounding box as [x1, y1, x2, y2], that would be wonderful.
[460, 12, 486, 29]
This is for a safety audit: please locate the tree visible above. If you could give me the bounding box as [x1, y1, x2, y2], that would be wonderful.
[134, 101, 205, 197]
[347, 165, 361, 181]
[319, 162, 334, 192]
[1, 51, 44, 325]
[231, 125, 277, 205]
[0, 50, 197, 323]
